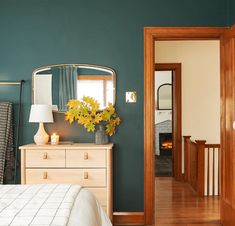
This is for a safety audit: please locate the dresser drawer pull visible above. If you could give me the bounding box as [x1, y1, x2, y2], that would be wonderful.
[43, 172, 48, 179]
[84, 172, 88, 179]
[84, 152, 89, 160]
[43, 152, 48, 159]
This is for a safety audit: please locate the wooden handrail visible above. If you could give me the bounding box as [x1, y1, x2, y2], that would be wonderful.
[183, 136, 220, 197]
[205, 144, 220, 148]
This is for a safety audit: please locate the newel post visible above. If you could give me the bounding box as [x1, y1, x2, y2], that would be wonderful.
[183, 136, 191, 182]
[195, 140, 206, 196]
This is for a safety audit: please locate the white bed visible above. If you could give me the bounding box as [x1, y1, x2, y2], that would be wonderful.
[0, 184, 112, 226]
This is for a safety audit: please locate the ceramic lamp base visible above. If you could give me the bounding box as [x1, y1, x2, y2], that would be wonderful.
[34, 122, 49, 145]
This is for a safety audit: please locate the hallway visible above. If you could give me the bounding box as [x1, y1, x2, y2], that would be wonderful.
[155, 177, 220, 226]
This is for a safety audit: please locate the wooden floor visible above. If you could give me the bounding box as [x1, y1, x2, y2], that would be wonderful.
[155, 177, 220, 226]
[116, 177, 220, 226]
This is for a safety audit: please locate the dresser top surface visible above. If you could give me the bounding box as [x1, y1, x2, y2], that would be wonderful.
[19, 143, 113, 150]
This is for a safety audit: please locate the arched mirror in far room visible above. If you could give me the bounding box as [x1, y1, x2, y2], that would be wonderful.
[32, 64, 116, 112]
[157, 83, 172, 110]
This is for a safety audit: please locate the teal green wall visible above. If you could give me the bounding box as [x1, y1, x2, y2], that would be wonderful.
[0, 0, 227, 211]
[228, 0, 235, 25]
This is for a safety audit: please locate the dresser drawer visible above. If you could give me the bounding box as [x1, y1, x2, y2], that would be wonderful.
[87, 188, 107, 206]
[66, 149, 106, 167]
[26, 169, 107, 187]
[25, 149, 65, 167]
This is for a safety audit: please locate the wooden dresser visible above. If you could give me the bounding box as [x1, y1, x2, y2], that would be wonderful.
[19, 143, 113, 219]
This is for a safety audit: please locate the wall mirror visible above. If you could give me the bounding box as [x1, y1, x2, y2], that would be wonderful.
[32, 64, 116, 112]
[157, 83, 172, 110]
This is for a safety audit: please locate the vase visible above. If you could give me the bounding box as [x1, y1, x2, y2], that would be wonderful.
[95, 124, 108, 144]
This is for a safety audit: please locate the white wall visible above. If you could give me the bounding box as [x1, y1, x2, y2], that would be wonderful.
[155, 71, 172, 124]
[155, 70, 172, 91]
[155, 40, 220, 143]
[34, 74, 52, 106]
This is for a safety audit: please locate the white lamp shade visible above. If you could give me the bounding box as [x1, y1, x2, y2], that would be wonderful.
[29, 104, 54, 123]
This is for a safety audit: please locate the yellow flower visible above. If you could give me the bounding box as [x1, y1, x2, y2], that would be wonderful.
[65, 96, 121, 136]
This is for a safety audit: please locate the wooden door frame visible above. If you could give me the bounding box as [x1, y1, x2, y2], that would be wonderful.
[155, 63, 182, 180]
[144, 27, 226, 225]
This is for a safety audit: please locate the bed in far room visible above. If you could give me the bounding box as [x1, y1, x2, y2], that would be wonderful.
[0, 184, 112, 226]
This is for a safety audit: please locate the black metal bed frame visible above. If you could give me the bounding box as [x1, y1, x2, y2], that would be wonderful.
[0, 80, 25, 184]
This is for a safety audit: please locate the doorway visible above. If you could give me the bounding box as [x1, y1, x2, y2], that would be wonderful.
[154, 64, 182, 179]
[155, 70, 173, 177]
[143, 27, 225, 225]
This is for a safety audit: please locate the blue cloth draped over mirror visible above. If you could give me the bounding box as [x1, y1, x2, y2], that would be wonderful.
[58, 66, 78, 112]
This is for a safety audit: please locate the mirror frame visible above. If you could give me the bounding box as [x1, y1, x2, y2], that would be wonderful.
[32, 63, 116, 112]
[157, 83, 172, 110]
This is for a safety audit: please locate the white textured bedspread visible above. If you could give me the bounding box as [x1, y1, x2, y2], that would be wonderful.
[0, 184, 112, 226]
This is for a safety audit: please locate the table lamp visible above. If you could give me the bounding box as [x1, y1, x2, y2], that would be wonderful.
[29, 104, 54, 145]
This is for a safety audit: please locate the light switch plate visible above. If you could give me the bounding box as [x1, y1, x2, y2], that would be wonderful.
[126, 91, 137, 103]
